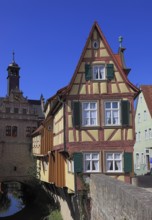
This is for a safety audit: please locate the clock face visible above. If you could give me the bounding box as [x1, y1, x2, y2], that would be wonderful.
[92, 40, 99, 49]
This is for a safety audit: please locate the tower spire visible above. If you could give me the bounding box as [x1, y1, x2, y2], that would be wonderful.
[7, 51, 20, 96]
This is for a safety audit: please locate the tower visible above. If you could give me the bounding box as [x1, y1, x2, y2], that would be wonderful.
[7, 51, 20, 96]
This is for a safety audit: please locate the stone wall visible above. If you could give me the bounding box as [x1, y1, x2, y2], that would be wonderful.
[132, 175, 152, 187]
[90, 174, 152, 220]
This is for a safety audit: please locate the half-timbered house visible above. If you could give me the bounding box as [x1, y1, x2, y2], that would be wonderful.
[33, 22, 139, 193]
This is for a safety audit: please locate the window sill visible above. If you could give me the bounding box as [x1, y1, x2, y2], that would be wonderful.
[105, 171, 123, 174]
[92, 79, 107, 82]
[103, 125, 131, 129]
[83, 171, 101, 174]
[80, 125, 100, 130]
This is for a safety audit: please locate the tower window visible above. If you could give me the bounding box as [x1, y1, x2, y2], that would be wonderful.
[6, 126, 11, 136]
[14, 108, 19, 114]
[23, 108, 27, 114]
[6, 125, 17, 137]
[12, 126, 17, 137]
[6, 107, 10, 113]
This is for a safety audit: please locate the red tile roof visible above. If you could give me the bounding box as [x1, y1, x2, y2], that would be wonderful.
[141, 85, 152, 117]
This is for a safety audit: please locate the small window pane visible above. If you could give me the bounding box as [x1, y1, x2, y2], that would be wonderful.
[114, 153, 121, 159]
[105, 102, 111, 108]
[90, 103, 96, 109]
[92, 153, 99, 159]
[107, 153, 113, 159]
[83, 103, 89, 109]
[85, 154, 91, 160]
[85, 161, 90, 170]
[112, 102, 118, 108]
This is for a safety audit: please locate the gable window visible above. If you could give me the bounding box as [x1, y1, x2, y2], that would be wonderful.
[82, 102, 97, 126]
[93, 65, 105, 80]
[84, 152, 99, 173]
[105, 152, 122, 172]
[105, 101, 120, 126]
[85, 63, 114, 81]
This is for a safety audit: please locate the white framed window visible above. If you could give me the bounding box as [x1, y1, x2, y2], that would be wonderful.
[105, 101, 120, 126]
[135, 132, 138, 142]
[82, 102, 97, 126]
[146, 149, 149, 154]
[138, 131, 141, 141]
[141, 153, 144, 164]
[136, 153, 140, 169]
[145, 130, 149, 140]
[93, 64, 105, 80]
[83, 152, 99, 173]
[149, 129, 152, 139]
[144, 110, 147, 121]
[138, 113, 141, 123]
[105, 152, 122, 172]
[67, 160, 74, 173]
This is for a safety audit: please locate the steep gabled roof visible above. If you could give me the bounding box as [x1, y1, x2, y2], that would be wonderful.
[140, 85, 152, 117]
[66, 21, 139, 97]
[45, 21, 140, 112]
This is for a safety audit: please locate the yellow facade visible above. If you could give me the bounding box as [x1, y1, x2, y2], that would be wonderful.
[36, 158, 49, 183]
[53, 106, 64, 146]
[65, 161, 75, 192]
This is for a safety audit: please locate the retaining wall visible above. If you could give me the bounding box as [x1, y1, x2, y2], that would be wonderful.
[90, 174, 152, 220]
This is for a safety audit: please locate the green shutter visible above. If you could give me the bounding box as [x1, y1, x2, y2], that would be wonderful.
[124, 152, 133, 173]
[121, 100, 130, 126]
[74, 152, 83, 173]
[85, 64, 92, 81]
[107, 64, 114, 80]
[72, 102, 81, 127]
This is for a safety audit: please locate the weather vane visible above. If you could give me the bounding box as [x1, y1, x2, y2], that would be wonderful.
[118, 36, 123, 48]
[12, 50, 15, 63]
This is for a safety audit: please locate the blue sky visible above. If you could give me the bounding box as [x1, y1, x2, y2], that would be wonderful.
[0, 0, 152, 101]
